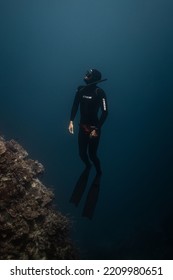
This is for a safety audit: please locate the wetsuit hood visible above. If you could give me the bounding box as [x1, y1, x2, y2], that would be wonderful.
[84, 69, 102, 84]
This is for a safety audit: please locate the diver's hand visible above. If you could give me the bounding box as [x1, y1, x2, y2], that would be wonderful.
[68, 121, 74, 134]
[90, 129, 98, 138]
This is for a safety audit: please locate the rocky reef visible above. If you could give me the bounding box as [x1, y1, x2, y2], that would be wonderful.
[0, 136, 77, 259]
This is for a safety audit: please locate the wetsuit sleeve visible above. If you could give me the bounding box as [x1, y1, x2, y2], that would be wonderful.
[98, 89, 108, 128]
[70, 88, 81, 121]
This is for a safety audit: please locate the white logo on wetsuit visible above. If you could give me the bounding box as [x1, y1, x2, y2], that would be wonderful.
[83, 95, 92, 99]
[102, 98, 107, 111]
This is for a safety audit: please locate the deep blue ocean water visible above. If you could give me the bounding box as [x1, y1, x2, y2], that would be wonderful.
[1, 0, 173, 259]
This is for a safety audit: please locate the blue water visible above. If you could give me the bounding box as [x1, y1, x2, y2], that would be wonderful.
[1, 0, 173, 259]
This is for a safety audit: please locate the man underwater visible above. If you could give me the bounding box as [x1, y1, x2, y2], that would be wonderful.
[68, 69, 108, 175]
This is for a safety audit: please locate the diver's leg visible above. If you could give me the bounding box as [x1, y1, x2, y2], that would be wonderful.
[78, 129, 91, 168]
[88, 133, 102, 174]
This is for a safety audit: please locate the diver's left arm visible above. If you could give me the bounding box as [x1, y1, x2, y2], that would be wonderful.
[90, 89, 108, 138]
[98, 89, 108, 128]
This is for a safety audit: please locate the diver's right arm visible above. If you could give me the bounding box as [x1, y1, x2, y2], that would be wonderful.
[68, 89, 80, 134]
[68, 121, 74, 134]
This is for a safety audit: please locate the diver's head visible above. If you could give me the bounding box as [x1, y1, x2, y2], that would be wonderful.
[84, 69, 102, 84]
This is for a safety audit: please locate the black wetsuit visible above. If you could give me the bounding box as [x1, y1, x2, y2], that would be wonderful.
[70, 84, 108, 174]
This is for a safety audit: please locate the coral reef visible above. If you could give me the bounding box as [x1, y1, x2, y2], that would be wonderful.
[0, 136, 77, 259]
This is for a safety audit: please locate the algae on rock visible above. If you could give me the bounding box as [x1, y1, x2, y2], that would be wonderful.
[0, 136, 77, 259]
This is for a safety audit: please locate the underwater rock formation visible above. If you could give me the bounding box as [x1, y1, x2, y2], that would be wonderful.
[0, 136, 77, 260]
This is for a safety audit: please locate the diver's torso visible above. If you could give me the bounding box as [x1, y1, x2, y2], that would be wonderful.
[78, 85, 101, 126]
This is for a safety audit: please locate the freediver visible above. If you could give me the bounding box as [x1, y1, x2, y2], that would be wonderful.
[68, 69, 108, 174]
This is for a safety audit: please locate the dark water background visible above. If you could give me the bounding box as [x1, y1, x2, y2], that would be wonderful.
[1, 0, 173, 259]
